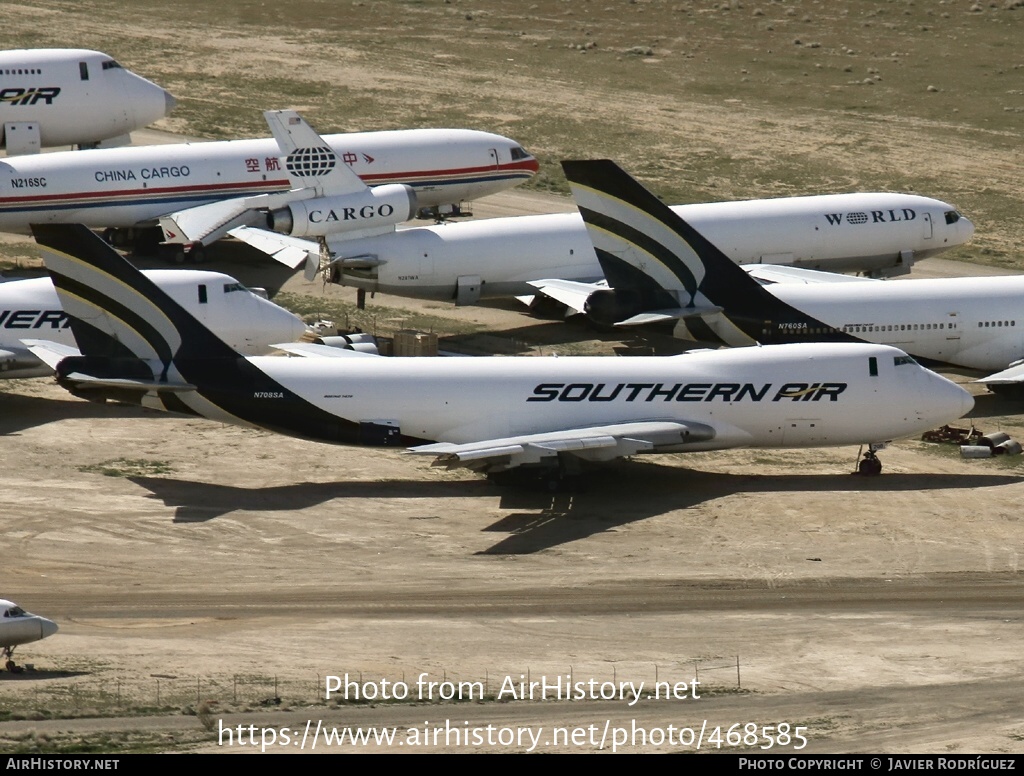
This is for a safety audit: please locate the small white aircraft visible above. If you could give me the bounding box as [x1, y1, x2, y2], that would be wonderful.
[230, 178, 973, 306]
[0, 111, 537, 259]
[0, 269, 306, 378]
[27, 224, 971, 483]
[1, 599, 57, 672]
[0, 49, 175, 155]
[553, 159, 1024, 397]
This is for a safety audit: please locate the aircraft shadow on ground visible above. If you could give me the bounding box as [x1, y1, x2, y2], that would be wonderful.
[128, 476, 495, 523]
[0, 670, 88, 682]
[0, 391, 165, 435]
[964, 390, 1024, 421]
[130, 461, 1021, 554]
[478, 460, 1023, 554]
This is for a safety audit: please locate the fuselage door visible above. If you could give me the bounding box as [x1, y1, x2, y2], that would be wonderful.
[922, 211, 933, 240]
[489, 148, 500, 168]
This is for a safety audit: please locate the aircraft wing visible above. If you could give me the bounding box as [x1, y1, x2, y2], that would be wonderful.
[273, 342, 381, 359]
[230, 225, 393, 282]
[743, 264, 880, 285]
[228, 226, 316, 269]
[408, 419, 715, 472]
[526, 279, 720, 324]
[526, 278, 607, 314]
[976, 362, 1024, 386]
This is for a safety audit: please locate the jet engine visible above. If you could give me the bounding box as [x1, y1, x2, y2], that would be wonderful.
[266, 184, 416, 238]
[584, 288, 667, 326]
[314, 333, 380, 355]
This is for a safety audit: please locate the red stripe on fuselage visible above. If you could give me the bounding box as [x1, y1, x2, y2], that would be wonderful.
[0, 160, 539, 208]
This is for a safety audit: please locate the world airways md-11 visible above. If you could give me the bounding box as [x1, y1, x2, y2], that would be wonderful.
[231, 174, 973, 306]
[551, 159, 1024, 397]
[0, 115, 538, 258]
[27, 224, 971, 484]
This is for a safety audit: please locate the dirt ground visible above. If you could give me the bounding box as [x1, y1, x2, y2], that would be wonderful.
[1, 228, 1024, 752]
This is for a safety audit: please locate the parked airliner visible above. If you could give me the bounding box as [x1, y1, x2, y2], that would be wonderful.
[554, 159, 1024, 396]
[28, 224, 971, 483]
[232, 181, 973, 306]
[0, 116, 537, 258]
[1, 599, 57, 672]
[0, 49, 175, 155]
[0, 269, 306, 378]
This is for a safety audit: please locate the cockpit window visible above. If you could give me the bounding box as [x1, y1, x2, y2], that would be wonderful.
[101, 60, 123, 71]
[510, 146, 531, 161]
[944, 210, 961, 225]
[223, 282, 249, 294]
[894, 355, 917, 366]
[3, 606, 26, 618]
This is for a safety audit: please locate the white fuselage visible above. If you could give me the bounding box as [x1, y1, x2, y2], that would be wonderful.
[326, 193, 973, 302]
[233, 342, 971, 451]
[0, 599, 57, 650]
[0, 129, 537, 232]
[0, 270, 306, 377]
[763, 277, 1024, 372]
[0, 49, 174, 153]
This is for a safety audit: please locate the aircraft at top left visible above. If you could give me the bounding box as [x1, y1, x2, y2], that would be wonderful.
[0, 48, 175, 155]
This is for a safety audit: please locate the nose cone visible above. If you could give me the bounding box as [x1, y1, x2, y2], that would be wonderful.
[123, 71, 176, 127]
[283, 308, 310, 343]
[959, 215, 975, 245]
[926, 373, 975, 427]
[39, 617, 58, 640]
[263, 298, 309, 346]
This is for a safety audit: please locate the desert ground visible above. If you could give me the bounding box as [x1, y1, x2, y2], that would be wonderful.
[0, 0, 1022, 755]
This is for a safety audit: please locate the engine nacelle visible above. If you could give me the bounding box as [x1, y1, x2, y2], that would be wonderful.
[267, 184, 416, 237]
[315, 333, 380, 355]
[583, 288, 651, 326]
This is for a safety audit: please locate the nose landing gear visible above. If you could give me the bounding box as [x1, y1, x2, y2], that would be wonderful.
[855, 444, 885, 476]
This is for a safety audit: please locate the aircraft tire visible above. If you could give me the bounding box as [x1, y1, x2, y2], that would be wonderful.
[858, 456, 883, 476]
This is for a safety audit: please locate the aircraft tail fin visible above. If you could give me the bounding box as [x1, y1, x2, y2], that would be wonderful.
[560, 159, 788, 324]
[31, 224, 239, 375]
[264, 109, 367, 196]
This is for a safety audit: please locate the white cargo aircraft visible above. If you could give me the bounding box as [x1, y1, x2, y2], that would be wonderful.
[0, 268, 306, 378]
[0, 115, 537, 259]
[1, 598, 57, 672]
[228, 146, 973, 307]
[27, 224, 971, 483]
[553, 159, 1024, 398]
[0, 49, 175, 155]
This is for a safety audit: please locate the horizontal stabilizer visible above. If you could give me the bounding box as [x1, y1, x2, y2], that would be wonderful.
[527, 278, 607, 314]
[615, 305, 723, 327]
[21, 339, 82, 370]
[60, 372, 196, 392]
[743, 264, 879, 286]
[408, 420, 715, 471]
